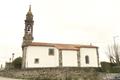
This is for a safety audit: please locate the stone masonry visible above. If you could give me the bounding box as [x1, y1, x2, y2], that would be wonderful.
[0, 67, 102, 80]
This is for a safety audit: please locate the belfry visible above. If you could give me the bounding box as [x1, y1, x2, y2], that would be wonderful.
[22, 5, 34, 47]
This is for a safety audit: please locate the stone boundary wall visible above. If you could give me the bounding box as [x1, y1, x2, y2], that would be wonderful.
[0, 67, 102, 80]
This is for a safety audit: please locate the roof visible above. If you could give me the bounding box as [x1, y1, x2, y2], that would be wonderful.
[26, 5, 33, 16]
[30, 42, 98, 50]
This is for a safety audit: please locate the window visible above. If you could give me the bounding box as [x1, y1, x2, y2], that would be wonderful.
[85, 55, 89, 64]
[49, 49, 54, 56]
[34, 58, 39, 64]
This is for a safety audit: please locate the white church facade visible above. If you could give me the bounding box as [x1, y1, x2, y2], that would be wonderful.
[22, 6, 99, 69]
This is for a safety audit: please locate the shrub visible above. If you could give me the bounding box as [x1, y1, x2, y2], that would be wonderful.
[12, 57, 22, 69]
[112, 66, 120, 73]
[101, 62, 112, 72]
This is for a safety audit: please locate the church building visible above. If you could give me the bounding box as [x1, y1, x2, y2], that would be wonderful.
[22, 6, 99, 69]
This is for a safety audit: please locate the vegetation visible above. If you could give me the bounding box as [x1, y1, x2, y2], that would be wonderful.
[106, 38, 120, 65]
[101, 62, 112, 72]
[12, 57, 22, 69]
[101, 61, 120, 73]
[103, 37, 120, 73]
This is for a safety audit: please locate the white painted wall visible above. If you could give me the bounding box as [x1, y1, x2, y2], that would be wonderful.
[80, 48, 98, 67]
[25, 46, 59, 68]
[25, 46, 98, 68]
[62, 50, 77, 67]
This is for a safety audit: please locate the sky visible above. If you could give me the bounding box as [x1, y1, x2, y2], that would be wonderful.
[0, 0, 120, 67]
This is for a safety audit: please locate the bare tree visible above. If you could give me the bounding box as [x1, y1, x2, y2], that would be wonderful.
[106, 37, 120, 65]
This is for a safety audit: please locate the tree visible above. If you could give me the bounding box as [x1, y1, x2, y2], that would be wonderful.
[12, 57, 22, 69]
[106, 43, 120, 65]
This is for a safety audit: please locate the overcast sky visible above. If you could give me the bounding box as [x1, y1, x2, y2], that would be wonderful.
[0, 0, 120, 67]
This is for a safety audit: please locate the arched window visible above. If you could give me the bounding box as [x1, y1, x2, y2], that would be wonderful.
[85, 55, 89, 64]
[27, 25, 31, 34]
[27, 25, 31, 31]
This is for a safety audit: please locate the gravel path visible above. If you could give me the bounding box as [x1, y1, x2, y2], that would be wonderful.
[0, 76, 23, 80]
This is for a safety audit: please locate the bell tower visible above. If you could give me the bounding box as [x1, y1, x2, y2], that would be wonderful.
[22, 5, 34, 46]
[22, 5, 34, 69]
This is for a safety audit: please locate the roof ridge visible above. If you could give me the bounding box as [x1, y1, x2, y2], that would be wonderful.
[31, 42, 98, 48]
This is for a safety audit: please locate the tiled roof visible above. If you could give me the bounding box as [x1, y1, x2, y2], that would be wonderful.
[31, 42, 54, 47]
[30, 42, 98, 50]
[54, 44, 79, 50]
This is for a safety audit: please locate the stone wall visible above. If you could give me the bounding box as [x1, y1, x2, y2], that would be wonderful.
[5, 62, 14, 69]
[0, 67, 102, 80]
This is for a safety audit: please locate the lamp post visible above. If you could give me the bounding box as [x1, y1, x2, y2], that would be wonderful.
[12, 53, 15, 62]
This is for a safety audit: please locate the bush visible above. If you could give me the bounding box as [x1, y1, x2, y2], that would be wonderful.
[101, 62, 112, 72]
[12, 57, 22, 69]
[112, 66, 120, 73]
[101, 62, 120, 73]
[110, 63, 117, 66]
